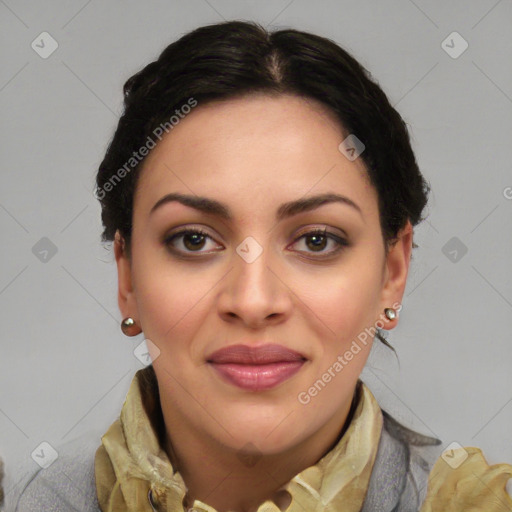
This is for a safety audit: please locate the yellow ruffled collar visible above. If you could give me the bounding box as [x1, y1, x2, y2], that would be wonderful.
[94, 366, 383, 511]
[419, 445, 512, 511]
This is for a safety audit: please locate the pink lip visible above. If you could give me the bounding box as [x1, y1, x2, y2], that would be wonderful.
[209, 361, 305, 391]
[207, 344, 306, 364]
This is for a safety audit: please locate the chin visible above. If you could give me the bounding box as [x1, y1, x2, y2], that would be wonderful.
[216, 417, 311, 455]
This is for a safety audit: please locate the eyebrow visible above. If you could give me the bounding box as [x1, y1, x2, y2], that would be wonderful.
[149, 192, 363, 221]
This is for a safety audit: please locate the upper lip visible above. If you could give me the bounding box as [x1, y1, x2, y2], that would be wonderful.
[207, 344, 307, 364]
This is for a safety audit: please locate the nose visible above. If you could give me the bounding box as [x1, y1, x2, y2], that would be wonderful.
[216, 240, 292, 329]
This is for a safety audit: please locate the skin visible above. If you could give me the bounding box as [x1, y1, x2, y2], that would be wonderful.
[114, 93, 413, 512]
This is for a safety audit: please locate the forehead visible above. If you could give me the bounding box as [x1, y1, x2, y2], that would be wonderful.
[134, 93, 377, 220]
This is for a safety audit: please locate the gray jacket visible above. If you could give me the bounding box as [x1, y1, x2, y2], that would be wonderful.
[8, 410, 443, 512]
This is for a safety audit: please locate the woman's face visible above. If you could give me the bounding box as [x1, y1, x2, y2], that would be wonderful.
[116, 93, 412, 455]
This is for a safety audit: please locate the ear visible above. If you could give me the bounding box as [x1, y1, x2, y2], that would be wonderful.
[114, 230, 138, 321]
[378, 220, 413, 328]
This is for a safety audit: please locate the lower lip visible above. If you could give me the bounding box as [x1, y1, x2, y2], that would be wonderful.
[208, 361, 305, 391]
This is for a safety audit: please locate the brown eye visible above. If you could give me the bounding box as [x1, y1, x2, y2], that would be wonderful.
[164, 228, 221, 255]
[305, 232, 328, 251]
[182, 232, 207, 251]
[292, 228, 348, 257]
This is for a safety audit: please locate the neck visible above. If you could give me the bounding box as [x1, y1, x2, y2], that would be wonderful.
[160, 385, 360, 512]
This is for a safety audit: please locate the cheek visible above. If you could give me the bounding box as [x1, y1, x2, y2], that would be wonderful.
[300, 261, 383, 344]
[131, 247, 211, 345]
[136, 280, 207, 343]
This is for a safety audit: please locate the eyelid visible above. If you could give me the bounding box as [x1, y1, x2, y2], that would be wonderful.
[293, 224, 348, 239]
[163, 224, 218, 241]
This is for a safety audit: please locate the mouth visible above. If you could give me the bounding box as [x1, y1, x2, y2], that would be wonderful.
[207, 343, 307, 391]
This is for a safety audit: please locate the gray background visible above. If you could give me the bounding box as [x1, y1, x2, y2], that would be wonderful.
[1, 0, 511, 505]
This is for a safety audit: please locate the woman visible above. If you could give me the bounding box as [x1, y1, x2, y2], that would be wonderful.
[13, 20, 512, 512]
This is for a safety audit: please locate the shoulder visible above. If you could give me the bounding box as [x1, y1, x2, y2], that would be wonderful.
[10, 431, 101, 512]
[420, 445, 512, 511]
[363, 408, 512, 511]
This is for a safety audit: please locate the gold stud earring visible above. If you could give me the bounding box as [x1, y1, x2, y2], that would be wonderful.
[384, 308, 397, 321]
[121, 317, 142, 336]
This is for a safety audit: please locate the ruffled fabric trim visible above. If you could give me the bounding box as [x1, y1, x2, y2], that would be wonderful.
[420, 446, 512, 511]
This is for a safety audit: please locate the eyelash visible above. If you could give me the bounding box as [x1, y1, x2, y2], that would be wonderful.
[163, 227, 348, 259]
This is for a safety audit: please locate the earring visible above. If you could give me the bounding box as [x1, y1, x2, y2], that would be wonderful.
[384, 308, 397, 321]
[121, 317, 142, 336]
